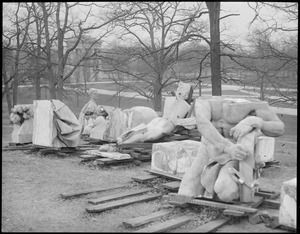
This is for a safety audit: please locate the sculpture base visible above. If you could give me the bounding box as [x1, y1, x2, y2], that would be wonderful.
[151, 140, 202, 178]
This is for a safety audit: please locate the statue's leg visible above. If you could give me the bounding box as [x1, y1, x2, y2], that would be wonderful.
[214, 160, 239, 202]
[178, 143, 209, 197]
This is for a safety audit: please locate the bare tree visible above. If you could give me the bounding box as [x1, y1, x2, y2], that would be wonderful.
[206, 2, 222, 96]
[2, 3, 33, 113]
[98, 2, 209, 111]
[222, 2, 298, 106]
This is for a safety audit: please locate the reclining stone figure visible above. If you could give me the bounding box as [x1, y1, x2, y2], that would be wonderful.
[117, 81, 193, 144]
[177, 96, 285, 202]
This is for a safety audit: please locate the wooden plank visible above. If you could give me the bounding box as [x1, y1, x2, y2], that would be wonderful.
[96, 158, 133, 165]
[146, 170, 182, 181]
[161, 181, 181, 191]
[79, 154, 101, 160]
[167, 193, 258, 213]
[88, 188, 151, 205]
[249, 196, 264, 209]
[223, 209, 245, 217]
[86, 193, 162, 213]
[262, 199, 280, 209]
[130, 152, 141, 159]
[255, 190, 280, 199]
[123, 209, 174, 228]
[132, 215, 191, 233]
[138, 155, 151, 161]
[131, 175, 158, 183]
[60, 183, 129, 199]
[2, 146, 35, 151]
[118, 142, 153, 149]
[189, 219, 230, 233]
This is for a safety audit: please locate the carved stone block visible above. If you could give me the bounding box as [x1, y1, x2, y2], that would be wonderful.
[151, 140, 202, 178]
[279, 177, 297, 229]
[255, 136, 275, 162]
[11, 118, 34, 144]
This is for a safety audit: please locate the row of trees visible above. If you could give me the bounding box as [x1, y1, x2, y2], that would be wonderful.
[2, 2, 298, 113]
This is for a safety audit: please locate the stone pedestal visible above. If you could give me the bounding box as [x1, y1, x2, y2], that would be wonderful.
[279, 177, 297, 229]
[151, 140, 202, 178]
[11, 118, 34, 143]
[32, 100, 56, 147]
[255, 136, 275, 162]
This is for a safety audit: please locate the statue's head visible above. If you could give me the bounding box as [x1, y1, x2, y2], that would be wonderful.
[88, 88, 98, 100]
[175, 81, 192, 100]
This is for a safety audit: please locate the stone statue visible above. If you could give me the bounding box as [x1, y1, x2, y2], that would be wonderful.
[78, 88, 107, 135]
[117, 81, 193, 144]
[177, 96, 285, 202]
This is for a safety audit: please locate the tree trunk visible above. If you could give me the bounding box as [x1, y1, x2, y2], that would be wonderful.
[12, 75, 18, 107]
[260, 75, 264, 101]
[56, 3, 64, 101]
[206, 2, 222, 96]
[34, 16, 42, 100]
[153, 81, 162, 112]
[2, 56, 13, 116]
[41, 2, 56, 99]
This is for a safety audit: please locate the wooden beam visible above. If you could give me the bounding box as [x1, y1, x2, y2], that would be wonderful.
[60, 183, 129, 199]
[167, 193, 258, 213]
[88, 188, 152, 205]
[262, 199, 280, 209]
[161, 181, 181, 191]
[249, 196, 265, 209]
[255, 190, 280, 199]
[188, 219, 229, 233]
[146, 170, 182, 181]
[79, 154, 101, 160]
[132, 215, 191, 233]
[123, 209, 173, 228]
[131, 175, 158, 183]
[118, 142, 153, 149]
[223, 210, 245, 217]
[86, 193, 162, 213]
[96, 158, 133, 165]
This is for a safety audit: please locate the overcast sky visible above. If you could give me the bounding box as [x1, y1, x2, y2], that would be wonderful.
[3, 2, 296, 47]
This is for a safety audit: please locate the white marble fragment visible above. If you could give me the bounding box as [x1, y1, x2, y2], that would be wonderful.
[279, 177, 297, 229]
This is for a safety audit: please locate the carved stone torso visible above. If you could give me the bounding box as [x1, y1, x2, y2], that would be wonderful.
[203, 97, 268, 138]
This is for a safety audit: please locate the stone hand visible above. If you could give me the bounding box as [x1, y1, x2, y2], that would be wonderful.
[224, 142, 249, 161]
[229, 123, 253, 142]
[230, 116, 263, 141]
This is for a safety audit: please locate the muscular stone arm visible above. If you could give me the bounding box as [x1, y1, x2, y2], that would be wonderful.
[194, 99, 249, 160]
[255, 108, 285, 137]
[230, 107, 285, 140]
[194, 99, 230, 153]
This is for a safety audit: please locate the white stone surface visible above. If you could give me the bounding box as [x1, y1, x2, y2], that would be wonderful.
[255, 136, 275, 162]
[151, 140, 202, 178]
[89, 117, 108, 140]
[279, 177, 297, 229]
[32, 100, 55, 147]
[11, 118, 34, 143]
